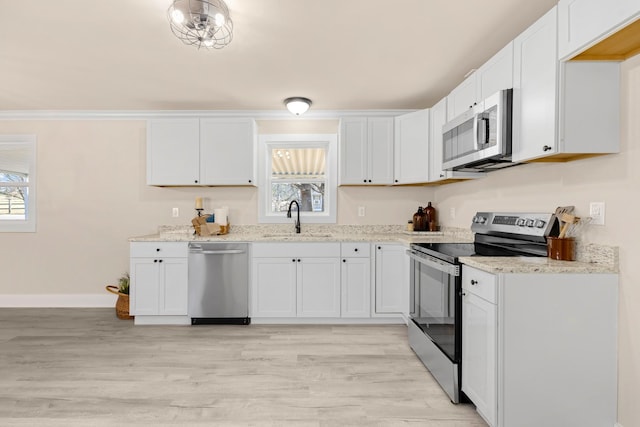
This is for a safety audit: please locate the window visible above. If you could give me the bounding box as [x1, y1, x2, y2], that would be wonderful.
[0, 135, 36, 232]
[258, 134, 337, 223]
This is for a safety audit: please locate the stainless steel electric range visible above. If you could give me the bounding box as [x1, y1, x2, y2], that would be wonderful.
[407, 212, 559, 403]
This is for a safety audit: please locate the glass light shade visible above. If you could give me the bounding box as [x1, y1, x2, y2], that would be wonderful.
[167, 0, 233, 50]
[284, 97, 312, 116]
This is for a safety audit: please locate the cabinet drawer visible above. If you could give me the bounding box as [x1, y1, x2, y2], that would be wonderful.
[341, 243, 370, 258]
[252, 242, 340, 258]
[462, 265, 497, 304]
[130, 242, 189, 258]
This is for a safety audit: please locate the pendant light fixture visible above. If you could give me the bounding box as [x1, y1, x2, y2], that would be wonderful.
[284, 97, 312, 116]
[168, 0, 233, 50]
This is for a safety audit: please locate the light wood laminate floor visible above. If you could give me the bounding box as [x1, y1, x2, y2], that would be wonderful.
[0, 309, 486, 426]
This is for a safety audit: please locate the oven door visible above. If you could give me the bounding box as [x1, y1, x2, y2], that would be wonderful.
[408, 249, 461, 363]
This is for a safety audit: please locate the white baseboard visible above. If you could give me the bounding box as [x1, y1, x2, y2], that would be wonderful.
[0, 294, 117, 308]
[134, 315, 191, 325]
[615, 423, 624, 427]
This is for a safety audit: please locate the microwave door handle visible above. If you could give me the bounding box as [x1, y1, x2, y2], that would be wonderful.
[473, 113, 480, 150]
[480, 117, 490, 146]
[475, 115, 489, 147]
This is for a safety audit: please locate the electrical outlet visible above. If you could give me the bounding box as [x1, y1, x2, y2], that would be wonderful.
[172, 207, 179, 218]
[358, 206, 366, 217]
[450, 207, 456, 219]
[589, 202, 605, 225]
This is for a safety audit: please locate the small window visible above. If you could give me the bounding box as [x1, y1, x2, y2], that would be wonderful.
[0, 135, 36, 232]
[259, 134, 337, 223]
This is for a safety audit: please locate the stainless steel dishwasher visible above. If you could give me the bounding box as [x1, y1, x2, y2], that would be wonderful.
[188, 242, 250, 325]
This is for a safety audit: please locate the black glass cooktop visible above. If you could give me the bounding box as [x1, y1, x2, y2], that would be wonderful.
[412, 243, 476, 263]
[412, 240, 548, 264]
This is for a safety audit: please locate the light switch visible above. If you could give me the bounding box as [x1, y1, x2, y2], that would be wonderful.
[589, 202, 605, 225]
[172, 207, 179, 218]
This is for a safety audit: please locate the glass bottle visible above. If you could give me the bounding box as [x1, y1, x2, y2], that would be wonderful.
[413, 207, 427, 232]
[425, 202, 437, 231]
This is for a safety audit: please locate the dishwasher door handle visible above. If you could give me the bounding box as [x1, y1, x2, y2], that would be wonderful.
[194, 249, 246, 255]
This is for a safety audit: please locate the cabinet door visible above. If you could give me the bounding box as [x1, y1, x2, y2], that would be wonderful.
[147, 119, 200, 185]
[341, 257, 371, 318]
[447, 73, 477, 121]
[512, 7, 559, 162]
[297, 258, 341, 317]
[159, 258, 188, 315]
[200, 118, 256, 186]
[558, 0, 640, 59]
[374, 244, 407, 314]
[476, 42, 514, 101]
[339, 117, 368, 184]
[462, 291, 497, 427]
[429, 97, 448, 182]
[251, 258, 297, 317]
[394, 110, 430, 184]
[130, 258, 160, 315]
[368, 117, 394, 184]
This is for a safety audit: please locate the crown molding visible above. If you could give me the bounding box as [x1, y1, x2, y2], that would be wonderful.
[0, 109, 418, 121]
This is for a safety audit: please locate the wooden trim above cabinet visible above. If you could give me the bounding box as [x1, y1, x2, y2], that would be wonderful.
[572, 18, 640, 61]
[524, 153, 612, 163]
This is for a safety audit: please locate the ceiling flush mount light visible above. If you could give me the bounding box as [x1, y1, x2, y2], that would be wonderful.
[284, 97, 312, 116]
[167, 0, 233, 50]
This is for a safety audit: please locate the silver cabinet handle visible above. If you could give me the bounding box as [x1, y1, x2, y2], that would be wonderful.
[196, 249, 245, 255]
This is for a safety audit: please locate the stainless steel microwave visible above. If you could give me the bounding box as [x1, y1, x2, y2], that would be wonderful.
[442, 89, 516, 172]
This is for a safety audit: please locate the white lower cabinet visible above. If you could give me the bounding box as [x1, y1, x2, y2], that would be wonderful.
[462, 267, 498, 426]
[297, 258, 341, 317]
[251, 257, 297, 317]
[251, 243, 341, 318]
[374, 244, 407, 315]
[461, 265, 618, 427]
[130, 242, 189, 319]
[341, 243, 371, 318]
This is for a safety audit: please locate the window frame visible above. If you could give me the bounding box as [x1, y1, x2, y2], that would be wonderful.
[0, 135, 37, 232]
[258, 134, 337, 224]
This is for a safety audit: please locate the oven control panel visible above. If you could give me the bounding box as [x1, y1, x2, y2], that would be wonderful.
[471, 212, 557, 237]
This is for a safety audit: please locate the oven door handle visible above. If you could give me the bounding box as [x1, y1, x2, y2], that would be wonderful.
[406, 250, 460, 276]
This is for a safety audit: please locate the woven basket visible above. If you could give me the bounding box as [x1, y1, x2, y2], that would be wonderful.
[105, 285, 134, 320]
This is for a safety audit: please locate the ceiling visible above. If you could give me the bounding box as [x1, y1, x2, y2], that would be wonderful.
[0, 0, 558, 113]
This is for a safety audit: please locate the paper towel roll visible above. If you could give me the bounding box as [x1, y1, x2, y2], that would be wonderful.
[214, 207, 228, 225]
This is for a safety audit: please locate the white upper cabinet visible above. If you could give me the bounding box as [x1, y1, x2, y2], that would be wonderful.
[512, 7, 559, 162]
[394, 109, 430, 184]
[512, 6, 620, 162]
[200, 118, 256, 186]
[147, 118, 256, 186]
[429, 97, 449, 182]
[558, 0, 640, 60]
[339, 117, 394, 185]
[447, 42, 514, 122]
[147, 119, 200, 185]
[446, 73, 477, 121]
[476, 42, 514, 101]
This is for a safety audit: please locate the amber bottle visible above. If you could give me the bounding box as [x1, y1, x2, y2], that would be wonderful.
[425, 202, 437, 231]
[413, 207, 427, 232]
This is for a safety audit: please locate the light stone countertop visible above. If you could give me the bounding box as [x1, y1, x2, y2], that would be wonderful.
[129, 224, 618, 274]
[129, 229, 471, 246]
[460, 256, 618, 275]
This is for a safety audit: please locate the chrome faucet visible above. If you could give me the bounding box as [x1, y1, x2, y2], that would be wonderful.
[287, 200, 301, 234]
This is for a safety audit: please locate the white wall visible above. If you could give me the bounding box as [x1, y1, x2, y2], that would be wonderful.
[0, 119, 432, 298]
[434, 54, 640, 427]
